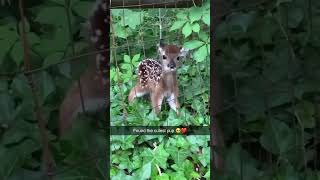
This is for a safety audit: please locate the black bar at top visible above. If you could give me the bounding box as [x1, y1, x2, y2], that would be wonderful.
[110, 0, 202, 9]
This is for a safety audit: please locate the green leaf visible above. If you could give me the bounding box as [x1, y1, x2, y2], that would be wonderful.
[193, 45, 208, 62]
[229, 12, 255, 32]
[260, 119, 296, 155]
[167, 146, 189, 165]
[34, 6, 68, 27]
[169, 21, 186, 31]
[155, 173, 169, 180]
[176, 12, 188, 20]
[224, 144, 261, 179]
[10, 41, 24, 66]
[73, 1, 92, 18]
[288, 7, 304, 28]
[141, 144, 169, 169]
[132, 54, 140, 62]
[121, 10, 144, 29]
[0, 25, 18, 65]
[189, 7, 202, 23]
[182, 22, 192, 38]
[183, 40, 204, 50]
[114, 23, 128, 39]
[11, 74, 33, 100]
[192, 23, 200, 33]
[138, 162, 151, 179]
[124, 55, 131, 63]
[0, 93, 15, 123]
[132, 54, 141, 67]
[37, 71, 56, 103]
[202, 12, 210, 25]
[43, 52, 64, 67]
[198, 146, 210, 167]
[295, 101, 315, 129]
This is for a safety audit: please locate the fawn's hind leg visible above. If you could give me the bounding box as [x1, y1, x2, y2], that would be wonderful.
[151, 91, 164, 114]
[128, 84, 148, 103]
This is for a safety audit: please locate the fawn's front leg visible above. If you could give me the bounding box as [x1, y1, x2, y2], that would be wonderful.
[151, 90, 164, 114]
[167, 91, 180, 115]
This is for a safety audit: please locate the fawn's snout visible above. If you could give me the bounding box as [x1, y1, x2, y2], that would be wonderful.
[168, 60, 176, 69]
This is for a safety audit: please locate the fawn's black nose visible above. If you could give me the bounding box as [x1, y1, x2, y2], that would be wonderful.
[168, 62, 176, 69]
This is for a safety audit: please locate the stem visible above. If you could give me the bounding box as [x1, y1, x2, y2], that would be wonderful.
[18, 0, 53, 179]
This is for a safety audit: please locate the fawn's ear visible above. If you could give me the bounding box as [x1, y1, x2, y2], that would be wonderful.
[179, 47, 189, 57]
[158, 39, 165, 55]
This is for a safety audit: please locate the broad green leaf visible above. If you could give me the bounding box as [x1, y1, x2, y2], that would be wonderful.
[183, 40, 204, 50]
[260, 119, 296, 155]
[198, 146, 210, 167]
[189, 7, 202, 23]
[155, 173, 169, 180]
[182, 22, 192, 38]
[120, 10, 144, 29]
[43, 52, 64, 67]
[73, 1, 92, 18]
[124, 55, 131, 63]
[225, 144, 261, 180]
[132, 54, 140, 63]
[0, 25, 18, 65]
[141, 144, 169, 169]
[198, 31, 209, 42]
[11, 74, 32, 100]
[112, 135, 136, 150]
[37, 71, 56, 103]
[202, 12, 210, 25]
[288, 7, 304, 28]
[34, 6, 69, 27]
[229, 12, 255, 32]
[114, 23, 128, 39]
[176, 12, 188, 20]
[27, 33, 41, 47]
[192, 23, 200, 33]
[295, 101, 315, 129]
[138, 162, 151, 179]
[169, 21, 186, 31]
[193, 45, 208, 62]
[0, 93, 15, 123]
[167, 146, 189, 165]
[10, 41, 24, 66]
[33, 27, 69, 56]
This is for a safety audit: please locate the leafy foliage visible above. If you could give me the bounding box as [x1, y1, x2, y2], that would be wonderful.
[110, 1, 210, 179]
[0, 0, 106, 179]
[215, 0, 320, 179]
[111, 135, 210, 180]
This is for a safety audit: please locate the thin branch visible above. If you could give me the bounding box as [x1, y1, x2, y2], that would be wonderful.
[18, 0, 54, 179]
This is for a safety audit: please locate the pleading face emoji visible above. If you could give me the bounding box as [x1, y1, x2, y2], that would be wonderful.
[176, 128, 181, 134]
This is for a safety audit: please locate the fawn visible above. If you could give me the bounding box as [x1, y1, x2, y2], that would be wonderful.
[128, 40, 188, 115]
[59, 0, 107, 136]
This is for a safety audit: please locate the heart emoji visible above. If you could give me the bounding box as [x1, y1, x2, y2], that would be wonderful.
[181, 128, 187, 134]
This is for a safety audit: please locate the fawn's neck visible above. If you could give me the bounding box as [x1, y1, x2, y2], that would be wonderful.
[162, 71, 177, 91]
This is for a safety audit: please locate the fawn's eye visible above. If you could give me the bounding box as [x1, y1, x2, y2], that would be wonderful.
[162, 55, 167, 59]
[176, 56, 180, 61]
